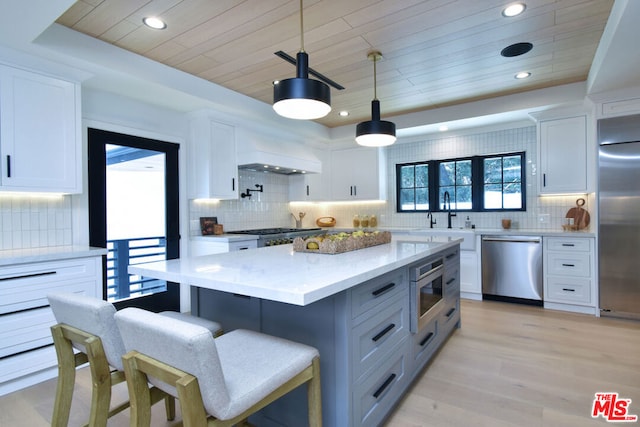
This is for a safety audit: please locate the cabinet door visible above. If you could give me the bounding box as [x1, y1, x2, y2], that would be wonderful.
[538, 116, 587, 194]
[188, 117, 238, 199]
[330, 147, 385, 200]
[289, 172, 327, 201]
[0, 65, 80, 192]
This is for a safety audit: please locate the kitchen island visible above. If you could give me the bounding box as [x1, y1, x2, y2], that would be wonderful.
[129, 234, 461, 427]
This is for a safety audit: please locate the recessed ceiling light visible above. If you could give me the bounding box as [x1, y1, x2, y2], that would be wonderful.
[502, 3, 526, 17]
[439, 125, 449, 132]
[142, 16, 167, 30]
[515, 71, 531, 79]
[339, 111, 349, 117]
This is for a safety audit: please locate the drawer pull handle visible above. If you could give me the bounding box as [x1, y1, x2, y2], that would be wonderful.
[445, 307, 456, 318]
[419, 332, 434, 347]
[561, 263, 575, 267]
[373, 373, 396, 399]
[446, 277, 455, 285]
[372, 283, 395, 297]
[6, 155, 10, 178]
[0, 271, 56, 282]
[372, 323, 395, 342]
[562, 288, 576, 292]
[445, 252, 457, 260]
[561, 243, 575, 247]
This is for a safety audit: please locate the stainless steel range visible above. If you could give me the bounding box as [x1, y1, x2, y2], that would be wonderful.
[227, 228, 324, 247]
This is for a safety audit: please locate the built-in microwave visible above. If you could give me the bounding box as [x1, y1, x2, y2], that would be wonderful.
[410, 257, 444, 333]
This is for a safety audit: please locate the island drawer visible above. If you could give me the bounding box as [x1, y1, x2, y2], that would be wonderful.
[411, 317, 439, 370]
[352, 339, 409, 427]
[350, 268, 407, 319]
[351, 292, 409, 381]
[440, 297, 460, 330]
[443, 268, 459, 297]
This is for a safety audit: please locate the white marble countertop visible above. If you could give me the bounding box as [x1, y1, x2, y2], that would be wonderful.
[0, 245, 107, 267]
[130, 234, 461, 306]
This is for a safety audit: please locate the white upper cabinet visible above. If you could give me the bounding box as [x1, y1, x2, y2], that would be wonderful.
[330, 147, 386, 201]
[188, 113, 238, 200]
[537, 115, 587, 194]
[289, 146, 329, 201]
[0, 64, 81, 193]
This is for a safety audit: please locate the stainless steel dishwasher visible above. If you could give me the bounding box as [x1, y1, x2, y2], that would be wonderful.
[481, 235, 543, 304]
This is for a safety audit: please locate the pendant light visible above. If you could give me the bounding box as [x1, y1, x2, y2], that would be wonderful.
[273, 0, 331, 120]
[356, 51, 396, 147]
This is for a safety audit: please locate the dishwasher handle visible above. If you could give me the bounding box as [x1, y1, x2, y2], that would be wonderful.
[482, 235, 541, 244]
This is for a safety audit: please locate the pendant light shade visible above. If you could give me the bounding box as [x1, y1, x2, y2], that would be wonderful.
[273, 52, 331, 120]
[356, 51, 396, 147]
[273, 1, 331, 120]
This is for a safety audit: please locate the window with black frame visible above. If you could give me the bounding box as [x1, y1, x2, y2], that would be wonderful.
[398, 163, 429, 211]
[483, 154, 524, 210]
[396, 152, 525, 213]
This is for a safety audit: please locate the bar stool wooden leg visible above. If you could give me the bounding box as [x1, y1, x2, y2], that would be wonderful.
[308, 357, 323, 427]
[50, 325, 78, 427]
[122, 351, 154, 427]
[85, 336, 112, 427]
[164, 395, 176, 421]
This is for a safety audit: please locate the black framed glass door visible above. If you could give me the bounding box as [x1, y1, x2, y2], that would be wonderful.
[88, 128, 180, 312]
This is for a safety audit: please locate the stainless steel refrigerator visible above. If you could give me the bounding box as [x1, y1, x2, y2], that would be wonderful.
[598, 114, 640, 320]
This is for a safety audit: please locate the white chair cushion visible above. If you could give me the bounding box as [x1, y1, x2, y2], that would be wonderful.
[212, 329, 319, 420]
[115, 308, 319, 421]
[47, 292, 127, 371]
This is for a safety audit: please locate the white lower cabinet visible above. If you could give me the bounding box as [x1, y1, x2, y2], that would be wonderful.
[0, 256, 103, 396]
[543, 236, 596, 314]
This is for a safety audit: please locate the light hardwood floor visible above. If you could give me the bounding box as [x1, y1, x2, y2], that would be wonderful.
[1, 300, 638, 426]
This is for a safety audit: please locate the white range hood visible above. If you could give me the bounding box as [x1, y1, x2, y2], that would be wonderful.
[236, 129, 321, 175]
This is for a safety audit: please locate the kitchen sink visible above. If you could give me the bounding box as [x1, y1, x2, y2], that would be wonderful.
[406, 229, 476, 250]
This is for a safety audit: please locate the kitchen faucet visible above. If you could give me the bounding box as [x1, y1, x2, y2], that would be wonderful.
[427, 212, 436, 228]
[443, 191, 456, 229]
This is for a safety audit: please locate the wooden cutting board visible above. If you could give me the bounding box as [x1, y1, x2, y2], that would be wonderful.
[565, 198, 590, 230]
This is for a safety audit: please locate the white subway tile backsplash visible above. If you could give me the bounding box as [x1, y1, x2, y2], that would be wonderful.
[0, 194, 72, 250]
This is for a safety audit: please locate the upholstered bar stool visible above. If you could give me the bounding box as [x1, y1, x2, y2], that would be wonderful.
[115, 307, 322, 427]
[47, 292, 222, 427]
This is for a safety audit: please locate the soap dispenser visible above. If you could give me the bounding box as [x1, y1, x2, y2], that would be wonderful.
[465, 216, 472, 229]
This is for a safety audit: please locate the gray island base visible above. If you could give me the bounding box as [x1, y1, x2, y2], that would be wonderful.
[130, 235, 461, 427]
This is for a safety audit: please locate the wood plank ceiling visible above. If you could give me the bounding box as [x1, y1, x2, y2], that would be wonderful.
[56, 0, 614, 128]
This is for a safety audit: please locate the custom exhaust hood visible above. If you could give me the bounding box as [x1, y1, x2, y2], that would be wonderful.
[236, 129, 321, 175]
